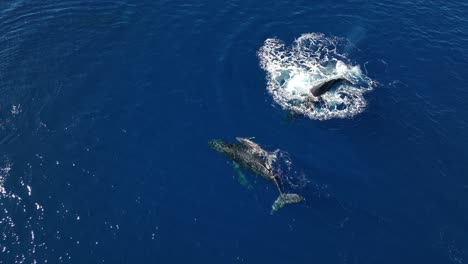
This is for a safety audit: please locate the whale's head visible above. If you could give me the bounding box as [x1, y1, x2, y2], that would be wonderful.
[208, 139, 230, 154]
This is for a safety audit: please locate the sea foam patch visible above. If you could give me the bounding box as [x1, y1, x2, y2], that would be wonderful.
[0, 159, 45, 263]
[258, 33, 374, 120]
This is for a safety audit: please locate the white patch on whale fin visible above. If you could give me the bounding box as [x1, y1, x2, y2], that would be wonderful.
[271, 193, 304, 215]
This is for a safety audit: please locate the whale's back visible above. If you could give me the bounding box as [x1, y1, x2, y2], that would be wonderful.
[310, 78, 349, 97]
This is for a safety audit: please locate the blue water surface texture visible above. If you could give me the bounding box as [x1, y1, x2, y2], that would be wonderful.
[0, 0, 467, 263]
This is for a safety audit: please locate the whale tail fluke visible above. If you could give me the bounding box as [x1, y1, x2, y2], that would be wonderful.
[271, 193, 305, 215]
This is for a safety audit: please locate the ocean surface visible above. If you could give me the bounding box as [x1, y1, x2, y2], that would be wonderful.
[0, 0, 467, 263]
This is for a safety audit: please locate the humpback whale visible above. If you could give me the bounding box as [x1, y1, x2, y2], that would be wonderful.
[309, 77, 351, 99]
[209, 137, 304, 214]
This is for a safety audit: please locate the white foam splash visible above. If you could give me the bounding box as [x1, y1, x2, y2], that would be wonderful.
[258, 33, 375, 120]
[11, 104, 21, 115]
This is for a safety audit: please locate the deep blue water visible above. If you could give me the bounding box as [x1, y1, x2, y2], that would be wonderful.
[1, 0, 468, 263]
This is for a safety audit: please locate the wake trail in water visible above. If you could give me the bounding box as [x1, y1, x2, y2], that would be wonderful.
[258, 33, 375, 120]
[269, 152, 389, 231]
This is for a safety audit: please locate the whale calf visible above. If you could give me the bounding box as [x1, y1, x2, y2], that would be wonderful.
[209, 137, 304, 214]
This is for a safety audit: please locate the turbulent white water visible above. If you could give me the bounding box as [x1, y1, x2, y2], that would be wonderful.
[258, 33, 375, 120]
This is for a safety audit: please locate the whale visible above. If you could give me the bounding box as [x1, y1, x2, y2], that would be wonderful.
[309, 77, 351, 98]
[209, 137, 304, 214]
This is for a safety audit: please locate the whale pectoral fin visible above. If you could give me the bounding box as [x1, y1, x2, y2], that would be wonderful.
[232, 162, 253, 190]
[232, 161, 240, 170]
[271, 193, 304, 215]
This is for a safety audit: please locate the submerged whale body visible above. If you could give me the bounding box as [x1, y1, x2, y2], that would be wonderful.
[209, 137, 304, 214]
[310, 77, 351, 98]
